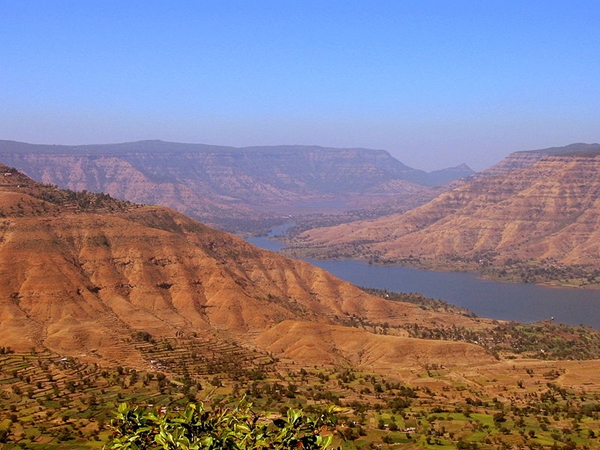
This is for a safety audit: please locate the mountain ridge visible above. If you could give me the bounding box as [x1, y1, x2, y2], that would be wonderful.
[286, 144, 600, 285]
[0, 140, 473, 231]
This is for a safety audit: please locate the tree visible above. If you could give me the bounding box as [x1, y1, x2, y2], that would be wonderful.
[0, 426, 11, 443]
[105, 399, 336, 449]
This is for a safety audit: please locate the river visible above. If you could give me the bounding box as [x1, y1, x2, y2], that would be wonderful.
[247, 225, 600, 329]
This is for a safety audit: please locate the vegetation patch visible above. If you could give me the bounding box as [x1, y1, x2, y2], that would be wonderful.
[2, 341, 600, 449]
[364, 288, 600, 360]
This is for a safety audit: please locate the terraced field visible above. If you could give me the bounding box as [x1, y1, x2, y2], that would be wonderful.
[2, 341, 600, 449]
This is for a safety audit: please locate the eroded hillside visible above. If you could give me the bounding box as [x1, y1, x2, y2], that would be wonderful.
[4, 166, 600, 449]
[0, 165, 494, 371]
[0, 140, 472, 232]
[287, 146, 600, 285]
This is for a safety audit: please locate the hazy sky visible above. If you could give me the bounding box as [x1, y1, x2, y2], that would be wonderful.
[2, 1, 599, 170]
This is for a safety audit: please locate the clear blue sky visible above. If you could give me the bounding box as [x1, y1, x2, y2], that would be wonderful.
[1, 1, 599, 170]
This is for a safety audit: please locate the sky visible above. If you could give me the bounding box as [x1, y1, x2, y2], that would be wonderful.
[1, 1, 599, 171]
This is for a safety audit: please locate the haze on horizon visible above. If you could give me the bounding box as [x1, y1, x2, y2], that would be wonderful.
[1, 1, 599, 171]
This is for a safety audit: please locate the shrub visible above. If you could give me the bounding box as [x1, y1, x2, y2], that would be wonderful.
[105, 399, 336, 449]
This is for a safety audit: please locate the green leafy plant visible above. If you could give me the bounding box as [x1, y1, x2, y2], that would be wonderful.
[104, 399, 336, 449]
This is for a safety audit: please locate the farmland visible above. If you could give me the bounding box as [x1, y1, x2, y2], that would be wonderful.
[2, 334, 600, 449]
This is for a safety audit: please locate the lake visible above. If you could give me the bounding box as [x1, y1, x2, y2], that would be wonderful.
[247, 225, 600, 329]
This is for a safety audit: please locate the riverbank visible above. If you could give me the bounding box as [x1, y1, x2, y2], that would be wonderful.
[281, 243, 600, 290]
[247, 231, 600, 329]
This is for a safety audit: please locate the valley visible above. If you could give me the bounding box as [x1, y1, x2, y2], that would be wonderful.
[4, 0, 600, 448]
[249, 227, 600, 329]
[284, 144, 600, 287]
[2, 143, 600, 448]
[0, 140, 472, 235]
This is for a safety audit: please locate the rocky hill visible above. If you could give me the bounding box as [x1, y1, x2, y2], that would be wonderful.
[0, 140, 473, 231]
[473, 142, 600, 179]
[287, 144, 600, 285]
[0, 165, 492, 371]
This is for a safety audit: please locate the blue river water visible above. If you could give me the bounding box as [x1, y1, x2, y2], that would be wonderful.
[247, 225, 600, 329]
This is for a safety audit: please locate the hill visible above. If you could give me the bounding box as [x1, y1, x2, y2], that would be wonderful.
[286, 143, 600, 285]
[0, 140, 473, 232]
[4, 165, 600, 449]
[0, 164, 493, 370]
[471, 142, 600, 179]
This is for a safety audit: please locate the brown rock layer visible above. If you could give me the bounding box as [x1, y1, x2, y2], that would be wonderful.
[291, 152, 600, 275]
[0, 166, 493, 369]
[0, 140, 472, 228]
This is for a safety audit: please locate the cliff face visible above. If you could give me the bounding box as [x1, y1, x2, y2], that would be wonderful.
[474, 143, 600, 179]
[0, 165, 492, 368]
[0, 140, 472, 228]
[290, 147, 600, 282]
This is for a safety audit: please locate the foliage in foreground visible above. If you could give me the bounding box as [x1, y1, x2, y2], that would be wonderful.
[105, 400, 336, 450]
